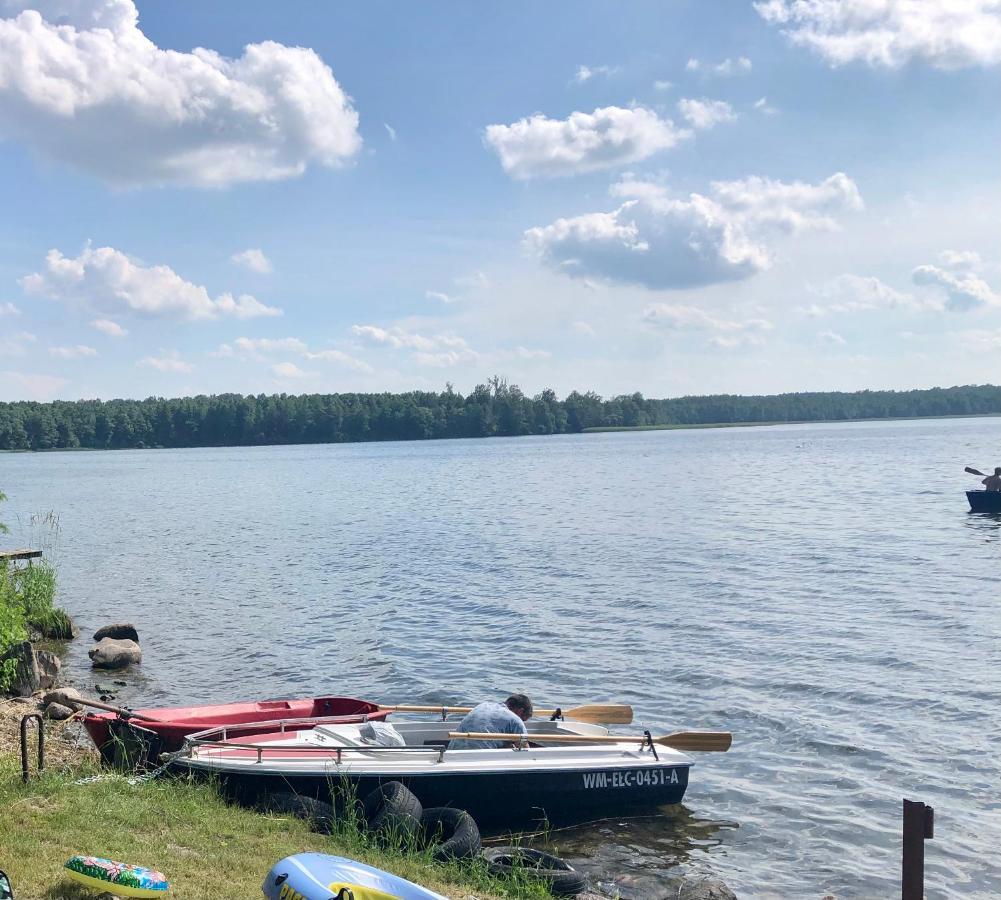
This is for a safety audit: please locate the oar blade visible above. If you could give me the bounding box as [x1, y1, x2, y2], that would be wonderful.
[660, 731, 732, 752]
[965, 467, 986, 477]
[565, 704, 633, 725]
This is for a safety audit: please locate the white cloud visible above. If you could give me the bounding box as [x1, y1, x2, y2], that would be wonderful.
[303, 349, 372, 372]
[49, 344, 97, 359]
[755, 0, 1001, 69]
[351, 324, 469, 353]
[938, 249, 982, 271]
[911, 264, 1001, 311]
[271, 362, 308, 378]
[484, 106, 691, 179]
[215, 335, 371, 371]
[653, 80, 673, 91]
[754, 96, 779, 115]
[643, 303, 773, 347]
[0, 371, 67, 401]
[526, 172, 862, 290]
[677, 97, 737, 129]
[511, 346, 552, 360]
[819, 329, 847, 345]
[686, 56, 753, 75]
[232, 336, 309, 357]
[230, 248, 273, 274]
[425, 290, 453, 304]
[384, 122, 397, 141]
[352, 324, 479, 367]
[573, 320, 596, 336]
[804, 273, 924, 314]
[22, 245, 282, 321]
[0, 302, 19, 316]
[138, 351, 193, 373]
[573, 64, 620, 84]
[0, 0, 361, 187]
[0, 331, 36, 356]
[90, 318, 128, 337]
[962, 328, 1001, 351]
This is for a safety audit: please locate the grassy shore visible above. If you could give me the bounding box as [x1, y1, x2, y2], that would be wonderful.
[0, 703, 550, 900]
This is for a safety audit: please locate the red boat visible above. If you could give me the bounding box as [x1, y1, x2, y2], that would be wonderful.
[83, 696, 388, 760]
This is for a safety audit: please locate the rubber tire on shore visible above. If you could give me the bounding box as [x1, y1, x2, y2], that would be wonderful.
[362, 781, 423, 843]
[258, 792, 335, 835]
[481, 847, 587, 897]
[419, 807, 482, 861]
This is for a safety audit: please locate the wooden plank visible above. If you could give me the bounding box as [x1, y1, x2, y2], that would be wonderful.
[0, 549, 42, 562]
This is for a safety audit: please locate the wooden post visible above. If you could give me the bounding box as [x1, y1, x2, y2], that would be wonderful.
[902, 798, 934, 900]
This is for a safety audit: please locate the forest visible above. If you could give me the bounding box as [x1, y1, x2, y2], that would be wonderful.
[0, 381, 998, 451]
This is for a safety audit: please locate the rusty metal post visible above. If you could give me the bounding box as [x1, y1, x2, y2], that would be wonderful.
[20, 713, 45, 783]
[902, 798, 934, 900]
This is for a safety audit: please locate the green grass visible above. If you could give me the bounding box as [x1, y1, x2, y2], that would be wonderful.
[0, 755, 552, 900]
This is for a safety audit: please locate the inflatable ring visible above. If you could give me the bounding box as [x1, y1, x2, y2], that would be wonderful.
[263, 853, 446, 900]
[64, 856, 168, 897]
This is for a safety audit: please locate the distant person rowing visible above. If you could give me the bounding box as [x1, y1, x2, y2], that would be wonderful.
[448, 694, 534, 749]
[983, 468, 1001, 492]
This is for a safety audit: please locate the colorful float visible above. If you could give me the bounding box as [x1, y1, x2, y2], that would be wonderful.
[64, 856, 168, 897]
[263, 853, 446, 900]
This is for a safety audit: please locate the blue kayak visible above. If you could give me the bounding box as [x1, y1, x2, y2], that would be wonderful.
[262, 853, 447, 900]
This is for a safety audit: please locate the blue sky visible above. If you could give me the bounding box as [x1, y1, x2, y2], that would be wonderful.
[1, 0, 999, 401]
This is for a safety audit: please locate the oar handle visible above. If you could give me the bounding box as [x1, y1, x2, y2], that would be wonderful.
[447, 730, 733, 752]
[76, 696, 165, 723]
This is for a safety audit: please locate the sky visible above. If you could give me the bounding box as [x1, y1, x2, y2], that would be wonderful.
[0, 0, 999, 402]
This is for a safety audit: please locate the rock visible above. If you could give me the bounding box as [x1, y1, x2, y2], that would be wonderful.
[35, 649, 61, 690]
[0, 641, 40, 696]
[678, 878, 738, 900]
[89, 637, 142, 669]
[45, 702, 74, 720]
[44, 687, 83, 711]
[93, 623, 139, 643]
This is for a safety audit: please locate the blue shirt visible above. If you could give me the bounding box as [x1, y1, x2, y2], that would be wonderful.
[448, 701, 526, 749]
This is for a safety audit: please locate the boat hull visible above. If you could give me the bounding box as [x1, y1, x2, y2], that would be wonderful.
[83, 696, 387, 759]
[967, 490, 1001, 513]
[172, 760, 690, 828]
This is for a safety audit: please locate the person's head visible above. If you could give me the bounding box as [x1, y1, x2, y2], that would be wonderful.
[505, 693, 533, 722]
[994, 468, 1001, 476]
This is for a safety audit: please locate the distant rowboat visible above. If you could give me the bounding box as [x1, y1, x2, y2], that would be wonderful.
[967, 491, 1001, 513]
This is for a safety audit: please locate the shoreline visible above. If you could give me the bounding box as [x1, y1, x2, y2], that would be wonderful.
[582, 411, 1001, 433]
[2, 410, 998, 453]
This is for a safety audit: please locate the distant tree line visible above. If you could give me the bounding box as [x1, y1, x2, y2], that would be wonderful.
[0, 379, 998, 451]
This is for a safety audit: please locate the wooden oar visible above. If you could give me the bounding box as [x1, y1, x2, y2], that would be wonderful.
[965, 467, 986, 477]
[380, 703, 633, 725]
[447, 730, 732, 752]
[75, 696, 166, 723]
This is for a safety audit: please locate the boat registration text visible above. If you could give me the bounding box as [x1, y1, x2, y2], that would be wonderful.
[582, 768, 680, 789]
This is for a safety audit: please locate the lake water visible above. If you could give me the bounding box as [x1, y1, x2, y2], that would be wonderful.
[3, 417, 1000, 898]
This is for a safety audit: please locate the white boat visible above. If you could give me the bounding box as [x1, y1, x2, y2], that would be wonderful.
[169, 718, 697, 826]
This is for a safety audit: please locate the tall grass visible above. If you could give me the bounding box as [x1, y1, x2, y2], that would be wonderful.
[0, 491, 72, 690]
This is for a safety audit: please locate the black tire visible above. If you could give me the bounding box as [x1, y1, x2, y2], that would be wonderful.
[362, 781, 422, 842]
[419, 807, 482, 861]
[258, 792, 335, 835]
[481, 847, 587, 897]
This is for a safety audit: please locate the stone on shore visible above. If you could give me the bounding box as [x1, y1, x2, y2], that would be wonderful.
[45, 702, 75, 720]
[89, 637, 142, 669]
[44, 687, 83, 711]
[36, 649, 61, 689]
[93, 623, 140, 643]
[679, 878, 738, 900]
[0, 641, 40, 696]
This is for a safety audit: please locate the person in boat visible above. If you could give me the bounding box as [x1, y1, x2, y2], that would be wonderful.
[448, 694, 533, 749]
[983, 468, 1001, 492]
